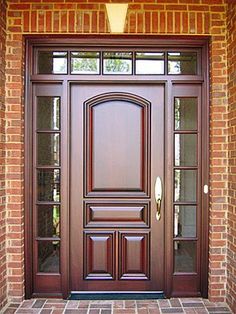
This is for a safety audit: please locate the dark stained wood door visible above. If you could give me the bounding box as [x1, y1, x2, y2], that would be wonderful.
[70, 83, 164, 291]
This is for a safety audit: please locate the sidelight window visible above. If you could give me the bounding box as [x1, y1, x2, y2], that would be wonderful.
[35, 96, 61, 274]
[173, 96, 198, 274]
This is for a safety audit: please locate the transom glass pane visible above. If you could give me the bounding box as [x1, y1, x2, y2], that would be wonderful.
[37, 169, 60, 202]
[37, 97, 60, 130]
[175, 134, 197, 166]
[174, 241, 196, 273]
[37, 133, 60, 166]
[37, 205, 60, 238]
[71, 52, 100, 74]
[38, 51, 67, 74]
[168, 52, 197, 75]
[38, 241, 60, 273]
[135, 52, 164, 74]
[175, 98, 197, 130]
[174, 170, 197, 202]
[174, 205, 196, 238]
[103, 52, 132, 74]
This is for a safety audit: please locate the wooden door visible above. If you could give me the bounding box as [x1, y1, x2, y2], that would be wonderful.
[70, 83, 164, 292]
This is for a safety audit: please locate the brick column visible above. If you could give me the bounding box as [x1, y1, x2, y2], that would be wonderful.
[227, 1, 236, 312]
[0, 0, 7, 309]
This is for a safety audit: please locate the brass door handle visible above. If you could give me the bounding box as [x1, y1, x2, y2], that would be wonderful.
[154, 176, 162, 221]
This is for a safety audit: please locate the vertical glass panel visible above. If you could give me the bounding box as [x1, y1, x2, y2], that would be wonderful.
[135, 52, 164, 74]
[103, 52, 132, 74]
[38, 51, 67, 74]
[37, 169, 60, 202]
[38, 241, 60, 273]
[175, 170, 197, 202]
[168, 52, 197, 75]
[71, 52, 100, 74]
[37, 205, 60, 238]
[174, 241, 196, 273]
[175, 134, 197, 166]
[37, 97, 60, 130]
[174, 206, 196, 238]
[37, 133, 60, 166]
[175, 98, 197, 130]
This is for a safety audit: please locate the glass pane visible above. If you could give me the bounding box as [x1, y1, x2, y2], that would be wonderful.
[175, 98, 197, 130]
[37, 133, 60, 166]
[174, 241, 196, 273]
[37, 97, 60, 130]
[37, 169, 60, 202]
[38, 241, 60, 273]
[135, 52, 164, 74]
[175, 134, 197, 166]
[37, 205, 60, 237]
[103, 52, 132, 74]
[71, 52, 100, 74]
[175, 170, 197, 202]
[174, 206, 196, 238]
[168, 52, 197, 75]
[38, 51, 67, 74]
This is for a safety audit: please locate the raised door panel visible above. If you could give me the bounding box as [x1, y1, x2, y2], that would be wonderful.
[84, 232, 115, 280]
[85, 201, 149, 228]
[119, 232, 150, 280]
[85, 93, 150, 197]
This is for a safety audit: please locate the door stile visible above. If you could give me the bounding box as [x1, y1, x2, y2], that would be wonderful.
[60, 79, 70, 298]
[164, 79, 174, 297]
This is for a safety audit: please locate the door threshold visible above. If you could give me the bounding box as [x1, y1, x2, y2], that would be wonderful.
[69, 291, 165, 300]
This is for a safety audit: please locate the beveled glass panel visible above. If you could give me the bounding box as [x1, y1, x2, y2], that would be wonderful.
[174, 241, 196, 273]
[37, 97, 60, 130]
[37, 205, 60, 237]
[37, 169, 60, 202]
[103, 52, 132, 74]
[175, 98, 197, 131]
[71, 52, 100, 74]
[38, 51, 67, 74]
[135, 52, 164, 74]
[174, 170, 197, 202]
[175, 134, 197, 166]
[38, 241, 60, 273]
[168, 52, 197, 75]
[37, 133, 60, 166]
[174, 206, 196, 238]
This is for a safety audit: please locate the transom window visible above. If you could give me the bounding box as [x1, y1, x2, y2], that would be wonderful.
[36, 50, 200, 75]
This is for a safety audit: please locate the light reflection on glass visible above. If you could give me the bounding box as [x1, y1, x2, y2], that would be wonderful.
[174, 205, 196, 238]
[38, 241, 60, 273]
[38, 51, 67, 74]
[38, 205, 60, 238]
[135, 52, 164, 74]
[103, 52, 132, 74]
[175, 170, 197, 202]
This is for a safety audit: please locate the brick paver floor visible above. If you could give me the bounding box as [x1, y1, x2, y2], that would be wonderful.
[1, 298, 233, 314]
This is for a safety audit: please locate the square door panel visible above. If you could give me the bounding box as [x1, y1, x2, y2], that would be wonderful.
[84, 201, 150, 228]
[84, 93, 151, 197]
[119, 232, 150, 280]
[84, 232, 115, 280]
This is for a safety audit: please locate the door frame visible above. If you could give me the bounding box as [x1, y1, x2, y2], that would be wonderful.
[24, 35, 210, 299]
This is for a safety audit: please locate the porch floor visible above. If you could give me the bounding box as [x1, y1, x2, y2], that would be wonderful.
[2, 298, 233, 314]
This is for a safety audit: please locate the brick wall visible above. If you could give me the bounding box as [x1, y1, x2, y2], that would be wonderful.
[2, 0, 232, 306]
[0, 0, 7, 309]
[227, 1, 236, 312]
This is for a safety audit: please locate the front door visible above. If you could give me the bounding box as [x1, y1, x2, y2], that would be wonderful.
[70, 83, 164, 292]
